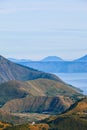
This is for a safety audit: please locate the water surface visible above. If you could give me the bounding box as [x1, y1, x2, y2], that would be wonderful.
[55, 73, 87, 95]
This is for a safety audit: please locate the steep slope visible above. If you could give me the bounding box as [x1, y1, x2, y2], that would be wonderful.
[0, 55, 61, 83]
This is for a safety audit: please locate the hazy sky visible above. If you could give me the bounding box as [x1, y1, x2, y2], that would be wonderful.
[0, 0, 87, 60]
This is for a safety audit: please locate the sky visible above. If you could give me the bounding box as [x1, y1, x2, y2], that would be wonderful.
[0, 0, 87, 60]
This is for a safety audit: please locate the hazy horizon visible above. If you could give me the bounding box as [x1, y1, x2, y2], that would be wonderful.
[6, 54, 87, 61]
[0, 0, 87, 60]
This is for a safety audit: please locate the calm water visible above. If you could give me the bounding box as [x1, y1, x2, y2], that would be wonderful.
[55, 73, 87, 95]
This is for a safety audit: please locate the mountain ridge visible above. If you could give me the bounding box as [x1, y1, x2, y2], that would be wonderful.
[12, 54, 87, 73]
[8, 54, 87, 62]
[0, 55, 61, 83]
[74, 55, 87, 62]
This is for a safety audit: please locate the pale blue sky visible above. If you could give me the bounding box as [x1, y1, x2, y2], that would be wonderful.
[0, 0, 87, 60]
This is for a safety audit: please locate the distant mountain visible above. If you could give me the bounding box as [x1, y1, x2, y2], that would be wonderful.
[17, 61, 87, 73]
[8, 55, 87, 73]
[41, 56, 63, 61]
[74, 55, 87, 62]
[8, 56, 63, 62]
[0, 55, 60, 83]
[8, 58, 32, 63]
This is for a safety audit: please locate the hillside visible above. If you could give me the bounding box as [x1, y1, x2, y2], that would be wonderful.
[45, 98, 87, 130]
[0, 110, 25, 125]
[3, 98, 87, 130]
[0, 78, 82, 114]
[26, 78, 80, 97]
[0, 55, 60, 83]
[0, 55, 84, 126]
[1, 96, 73, 114]
[0, 80, 29, 106]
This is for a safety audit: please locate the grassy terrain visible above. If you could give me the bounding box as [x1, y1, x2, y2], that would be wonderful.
[47, 98, 87, 130]
[11, 113, 50, 123]
[0, 78, 82, 115]
[26, 78, 81, 97]
[4, 123, 49, 130]
[0, 78, 82, 107]
[0, 56, 85, 128]
[0, 122, 11, 130]
[2, 98, 87, 130]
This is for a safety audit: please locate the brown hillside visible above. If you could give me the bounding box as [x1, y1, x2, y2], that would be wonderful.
[44, 98, 87, 130]
[1, 96, 73, 114]
[0, 110, 25, 124]
[0, 78, 82, 114]
[0, 80, 30, 106]
[26, 78, 81, 97]
[66, 98, 87, 115]
[3, 99, 87, 130]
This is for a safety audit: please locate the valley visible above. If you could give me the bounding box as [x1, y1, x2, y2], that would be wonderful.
[0, 55, 86, 130]
[0, 0, 87, 129]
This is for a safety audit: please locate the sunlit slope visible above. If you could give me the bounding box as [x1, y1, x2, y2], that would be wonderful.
[26, 78, 81, 97]
[0, 78, 82, 114]
[46, 98, 87, 130]
[2, 99, 87, 130]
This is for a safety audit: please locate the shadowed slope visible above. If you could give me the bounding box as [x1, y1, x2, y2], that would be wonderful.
[0, 80, 30, 106]
[0, 55, 61, 83]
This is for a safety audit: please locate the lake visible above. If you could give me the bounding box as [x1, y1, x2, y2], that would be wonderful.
[55, 73, 87, 95]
